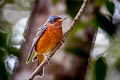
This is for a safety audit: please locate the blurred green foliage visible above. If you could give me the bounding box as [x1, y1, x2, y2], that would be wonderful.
[94, 12, 116, 36]
[52, 0, 59, 5]
[114, 58, 120, 73]
[105, 37, 120, 73]
[0, 12, 17, 80]
[93, 57, 107, 80]
[66, 0, 83, 18]
[4, 0, 14, 3]
[64, 45, 88, 58]
[65, 0, 117, 80]
[0, 32, 7, 47]
[0, 0, 14, 8]
[69, 21, 87, 38]
[64, 21, 88, 58]
[94, 0, 107, 5]
[105, 1, 115, 15]
[0, 0, 33, 79]
[93, 0, 116, 37]
[0, 0, 118, 80]
[64, 0, 88, 57]
[0, 49, 10, 80]
[91, 0, 116, 37]
[15, 0, 34, 10]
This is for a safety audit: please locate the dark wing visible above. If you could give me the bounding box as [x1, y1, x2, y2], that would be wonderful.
[26, 25, 47, 64]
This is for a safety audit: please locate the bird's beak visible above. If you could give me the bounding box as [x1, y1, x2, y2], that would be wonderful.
[60, 17, 67, 22]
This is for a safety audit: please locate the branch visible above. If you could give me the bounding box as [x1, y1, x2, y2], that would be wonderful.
[28, 0, 88, 80]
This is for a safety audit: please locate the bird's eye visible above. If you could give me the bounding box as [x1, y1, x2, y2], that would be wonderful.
[54, 19, 58, 22]
[54, 18, 61, 22]
[48, 16, 62, 24]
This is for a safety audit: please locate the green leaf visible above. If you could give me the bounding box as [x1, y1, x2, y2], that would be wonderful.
[0, 32, 7, 47]
[94, 57, 107, 80]
[66, 0, 83, 18]
[30, 51, 35, 63]
[64, 46, 89, 58]
[0, 50, 9, 80]
[6, 47, 19, 56]
[114, 58, 120, 73]
[69, 21, 87, 38]
[4, 0, 14, 3]
[95, 13, 116, 36]
[95, 0, 107, 6]
[105, 1, 115, 15]
[52, 0, 59, 5]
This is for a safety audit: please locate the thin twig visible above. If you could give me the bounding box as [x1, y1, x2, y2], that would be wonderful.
[28, 0, 88, 80]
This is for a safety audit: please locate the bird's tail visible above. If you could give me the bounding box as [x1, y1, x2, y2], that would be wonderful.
[37, 54, 44, 76]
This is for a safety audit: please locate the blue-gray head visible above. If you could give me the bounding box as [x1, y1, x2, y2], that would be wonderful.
[48, 16, 66, 24]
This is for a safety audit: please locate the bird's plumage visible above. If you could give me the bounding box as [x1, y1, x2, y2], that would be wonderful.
[26, 25, 47, 63]
[35, 25, 62, 53]
[26, 16, 65, 76]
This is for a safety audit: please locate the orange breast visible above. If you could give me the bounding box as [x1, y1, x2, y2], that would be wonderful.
[35, 26, 63, 54]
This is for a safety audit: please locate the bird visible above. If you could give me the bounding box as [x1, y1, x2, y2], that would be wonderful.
[26, 16, 66, 76]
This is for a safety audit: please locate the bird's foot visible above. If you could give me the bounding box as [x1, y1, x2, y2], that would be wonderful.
[60, 39, 64, 45]
[44, 54, 50, 66]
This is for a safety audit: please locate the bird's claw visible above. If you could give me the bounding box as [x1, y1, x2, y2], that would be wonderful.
[44, 54, 50, 66]
[60, 39, 64, 45]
